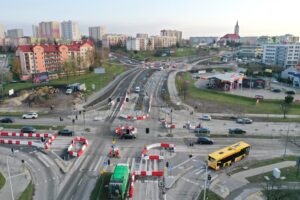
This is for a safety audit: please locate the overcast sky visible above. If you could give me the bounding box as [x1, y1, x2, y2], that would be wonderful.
[1, 0, 300, 38]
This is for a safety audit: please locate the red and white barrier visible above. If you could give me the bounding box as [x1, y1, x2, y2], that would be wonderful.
[129, 172, 136, 198]
[145, 143, 176, 151]
[135, 170, 164, 177]
[0, 139, 44, 148]
[0, 131, 56, 149]
[68, 137, 89, 157]
[44, 133, 57, 149]
[143, 155, 164, 160]
[0, 131, 52, 138]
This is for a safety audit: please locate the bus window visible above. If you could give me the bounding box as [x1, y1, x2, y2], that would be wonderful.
[208, 156, 216, 162]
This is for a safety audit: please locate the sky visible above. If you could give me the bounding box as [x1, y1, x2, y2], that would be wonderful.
[1, 0, 300, 38]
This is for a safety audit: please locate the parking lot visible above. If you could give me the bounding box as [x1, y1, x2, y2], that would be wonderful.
[195, 78, 300, 100]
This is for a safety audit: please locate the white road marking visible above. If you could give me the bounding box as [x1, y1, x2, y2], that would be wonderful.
[93, 156, 103, 172]
[181, 177, 200, 186]
[78, 178, 83, 186]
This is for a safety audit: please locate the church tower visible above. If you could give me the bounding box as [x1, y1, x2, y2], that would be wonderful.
[234, 21, 239, 35]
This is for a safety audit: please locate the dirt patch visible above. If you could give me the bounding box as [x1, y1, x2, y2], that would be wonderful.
[185, 97, 243, 114]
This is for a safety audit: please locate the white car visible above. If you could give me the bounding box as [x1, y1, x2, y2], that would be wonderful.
[200, 115, 212, 121]
[22, 112, 38, 119]
[135, 86, 141, 93]
[66, 89, 73, 95]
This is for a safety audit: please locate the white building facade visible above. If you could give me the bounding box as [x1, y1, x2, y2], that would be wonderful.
[61, 20, 81, 41]
[262, 44, 300, 68]
[88, 26, 106, 41]
[126, 37, 140, 51]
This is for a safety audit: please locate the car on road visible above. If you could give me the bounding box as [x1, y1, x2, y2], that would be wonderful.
[229, 128, 246, 134]
[194, 127, 210, 134]
[135, 86, 141, 93]
[21, 126, 36, 133]
[66, 88, 73, 95]
[58, 129, 74, 136]
[285, 90, 296, 95]
[196, 137, 213, 145]
[0, 117, 14, 123]
[236, 118, 253, 124]
[199, 115, 212, 121]
[22, 112, 38, 119]
[120, 133, 136, 139]
[272, 89, 281, 93]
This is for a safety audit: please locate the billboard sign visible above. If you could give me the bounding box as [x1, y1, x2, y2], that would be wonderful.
[32, 72, 49, 84]
[94, 67, 106, 74]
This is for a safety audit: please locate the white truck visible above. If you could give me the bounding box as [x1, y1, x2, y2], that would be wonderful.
[66, 83, 86, 94]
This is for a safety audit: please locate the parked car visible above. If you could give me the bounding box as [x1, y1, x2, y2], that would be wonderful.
[236, 118, 253, 124]
[272, 89, 281, 93]
[0, 117, 14, 123]
[120, 133, 136, 139]
[199, 115, 212, 121]
[194, 127, 210, 134]
[58, 129, 74, 136]
[285, 90, 296, 95]
[229, 128, 246, 134]
[21, 126, 36, 133]
[22, 112, 38, 119]
[196, 137, 213, 145]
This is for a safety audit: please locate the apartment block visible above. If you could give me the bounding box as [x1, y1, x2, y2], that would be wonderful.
[38, 21, 61, 39]
[262, 44, 300, 67]
[89, 26, 106, 41]
[102, 34, 128, 48]
[61, 20, 81, 41]
[16, 40, 94, 75]
[160, 30, 182, 42]
[0, 25, 5, 38]
[151, 36, 177, 48]
[7, 29, 24, 38]
[126, 37, 140, 51]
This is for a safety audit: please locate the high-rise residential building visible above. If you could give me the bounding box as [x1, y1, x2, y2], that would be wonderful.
[7, 29, 24, 38]
[102, 34, 128, 48]
[61, 20, 81, 41]
[152, 36, 177, 48]
[16, 40, 94, 75]
[234, 21, 239, 35]
[136, 33, 148, 39]
[160, 30, 182, 43]
[139, 37, 154, 51]
[32, 25, 39, 38]
[262, 44, 300, 68]
[0, 24, 5, 38]
[126, 37, 140, 51]
[88, 26, 106, 41]
[38, 21, 61, 39]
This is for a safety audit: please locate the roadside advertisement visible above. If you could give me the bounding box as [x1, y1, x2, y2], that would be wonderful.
[32, 72, 49, 84]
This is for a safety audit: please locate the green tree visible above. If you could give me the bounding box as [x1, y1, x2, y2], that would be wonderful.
[285, 95, 294, 104]
[62, 60, 75, 81]
[11, 57, 22, 77]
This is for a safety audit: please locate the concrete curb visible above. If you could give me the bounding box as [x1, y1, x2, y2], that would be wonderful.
[165, 165, 193, 189]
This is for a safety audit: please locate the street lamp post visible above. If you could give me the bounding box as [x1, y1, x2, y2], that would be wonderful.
[203, 162, 208, 200]
[83, 110, 86, 131]
[283, 124, 290, 159]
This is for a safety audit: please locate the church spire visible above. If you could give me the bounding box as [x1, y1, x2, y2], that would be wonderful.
[234, 20, 239, 35]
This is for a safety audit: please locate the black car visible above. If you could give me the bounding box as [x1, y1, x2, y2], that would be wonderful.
[58, 129, 74, 136]
[285, 90, 296, 95]
[229, 128, 246, 134]
[21, 126, 36, 133]
[121, 133, 136, 139]
[196, 137, 213, 145]
[272, 89, 281, 93]
[0, 117, 14, 123]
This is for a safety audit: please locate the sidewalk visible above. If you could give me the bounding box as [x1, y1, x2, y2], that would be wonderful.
[231, 161, 295, 184]
[211, 161, 297, 199]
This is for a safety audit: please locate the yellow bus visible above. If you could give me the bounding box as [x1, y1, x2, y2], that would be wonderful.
[208, 141, 251, 170]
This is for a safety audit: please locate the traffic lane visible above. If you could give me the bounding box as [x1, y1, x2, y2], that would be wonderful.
[133, 180, 159, 200]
